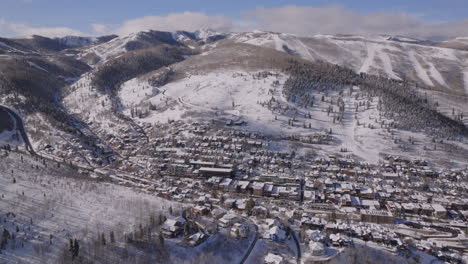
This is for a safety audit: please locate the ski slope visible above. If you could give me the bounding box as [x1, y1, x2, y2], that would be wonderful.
[464, 72, 468, 94]
[231, 32, 468, 94]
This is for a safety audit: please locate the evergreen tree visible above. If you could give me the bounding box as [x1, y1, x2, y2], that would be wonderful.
[245, 199, 255, 216]
[73, 239, 79, 259]
[1, 229, 10, 249]
[69, 238, 77, 260]
[101, 233, 106, 246]
[159, 232, 164, 246]
[110, 231, 115, 244]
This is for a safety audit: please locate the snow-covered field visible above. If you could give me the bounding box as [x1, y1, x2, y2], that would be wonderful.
[119, 71, 290, 131]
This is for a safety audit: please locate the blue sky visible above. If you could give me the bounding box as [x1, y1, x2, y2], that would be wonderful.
[1, 0, 468, 38]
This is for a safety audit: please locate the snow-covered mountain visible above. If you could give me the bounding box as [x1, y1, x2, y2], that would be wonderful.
[229, 32, 468, 95]
[67, 30, 468, 96]
[61, 35, 468, 167]
[78, 29, 225, 65]
[55, 36, 97, 47]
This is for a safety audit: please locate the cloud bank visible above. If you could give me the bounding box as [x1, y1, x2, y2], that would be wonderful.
[115, 12, 232, 36]
[242, 5, 468, 39]
[1, 5, 468, 39]
[0, 19, 85, 38]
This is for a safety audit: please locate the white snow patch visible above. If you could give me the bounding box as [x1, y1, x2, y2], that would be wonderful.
[359, 43, 377, 73]
[272, 34, 288, 52]
[119, 78, 154, 108]
[79, 33, 138, 63]
[243, 35, 273, 47]
[377, 49, 400, 80]
[408, 51, 434, 86]
[427, 62, 447, 86]
[464, 72, 468, 94]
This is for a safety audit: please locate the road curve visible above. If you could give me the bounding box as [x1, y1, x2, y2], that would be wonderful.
[240, 224, 259, 264]
[287, 225, 301, 263]
[0, 105, 35, 155]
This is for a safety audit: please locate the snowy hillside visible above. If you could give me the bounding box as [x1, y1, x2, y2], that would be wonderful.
[58, 33, 468, 167]
[230, 32, 468, 95]
[78, 30, 208, 65]
[55, 36, 97, 48]
[78, 33, 140, 64]
[115, 68, 468, 166]
[119, 71, 290, 131]
[0, 151, 179, 263]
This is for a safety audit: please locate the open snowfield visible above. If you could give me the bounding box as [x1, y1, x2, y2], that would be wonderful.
[119, 71, 291, 131]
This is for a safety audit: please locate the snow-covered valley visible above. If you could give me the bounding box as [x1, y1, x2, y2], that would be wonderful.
[0, 28, 467, 264]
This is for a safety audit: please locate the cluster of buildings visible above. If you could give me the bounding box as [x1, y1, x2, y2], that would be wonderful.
[38, 120, 468, 262]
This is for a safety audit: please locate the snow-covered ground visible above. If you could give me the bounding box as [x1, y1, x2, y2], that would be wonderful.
[464, 71, 468, 94]
[119, 71, 290, 132]
[409, 51, 434, 87]
[0, 130, 20, 148]
[359, 43, 377, 74]
[0, 107, 22, 148]
[0, 151, 179, 263]
[63, 72, 133, 136]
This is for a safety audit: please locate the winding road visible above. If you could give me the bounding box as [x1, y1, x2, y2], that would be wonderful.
[240, 224, 259, 264]
[0, 105, 35, 155]
[287, 225, 302, 263]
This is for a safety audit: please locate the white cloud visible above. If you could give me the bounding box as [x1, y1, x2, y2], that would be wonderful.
[1, 6, 468, 39]
[0, 19, 86, 38]
[115, 12, 232, 36]
[91, 23, 111, 35]
[241, 5, 468, 39]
